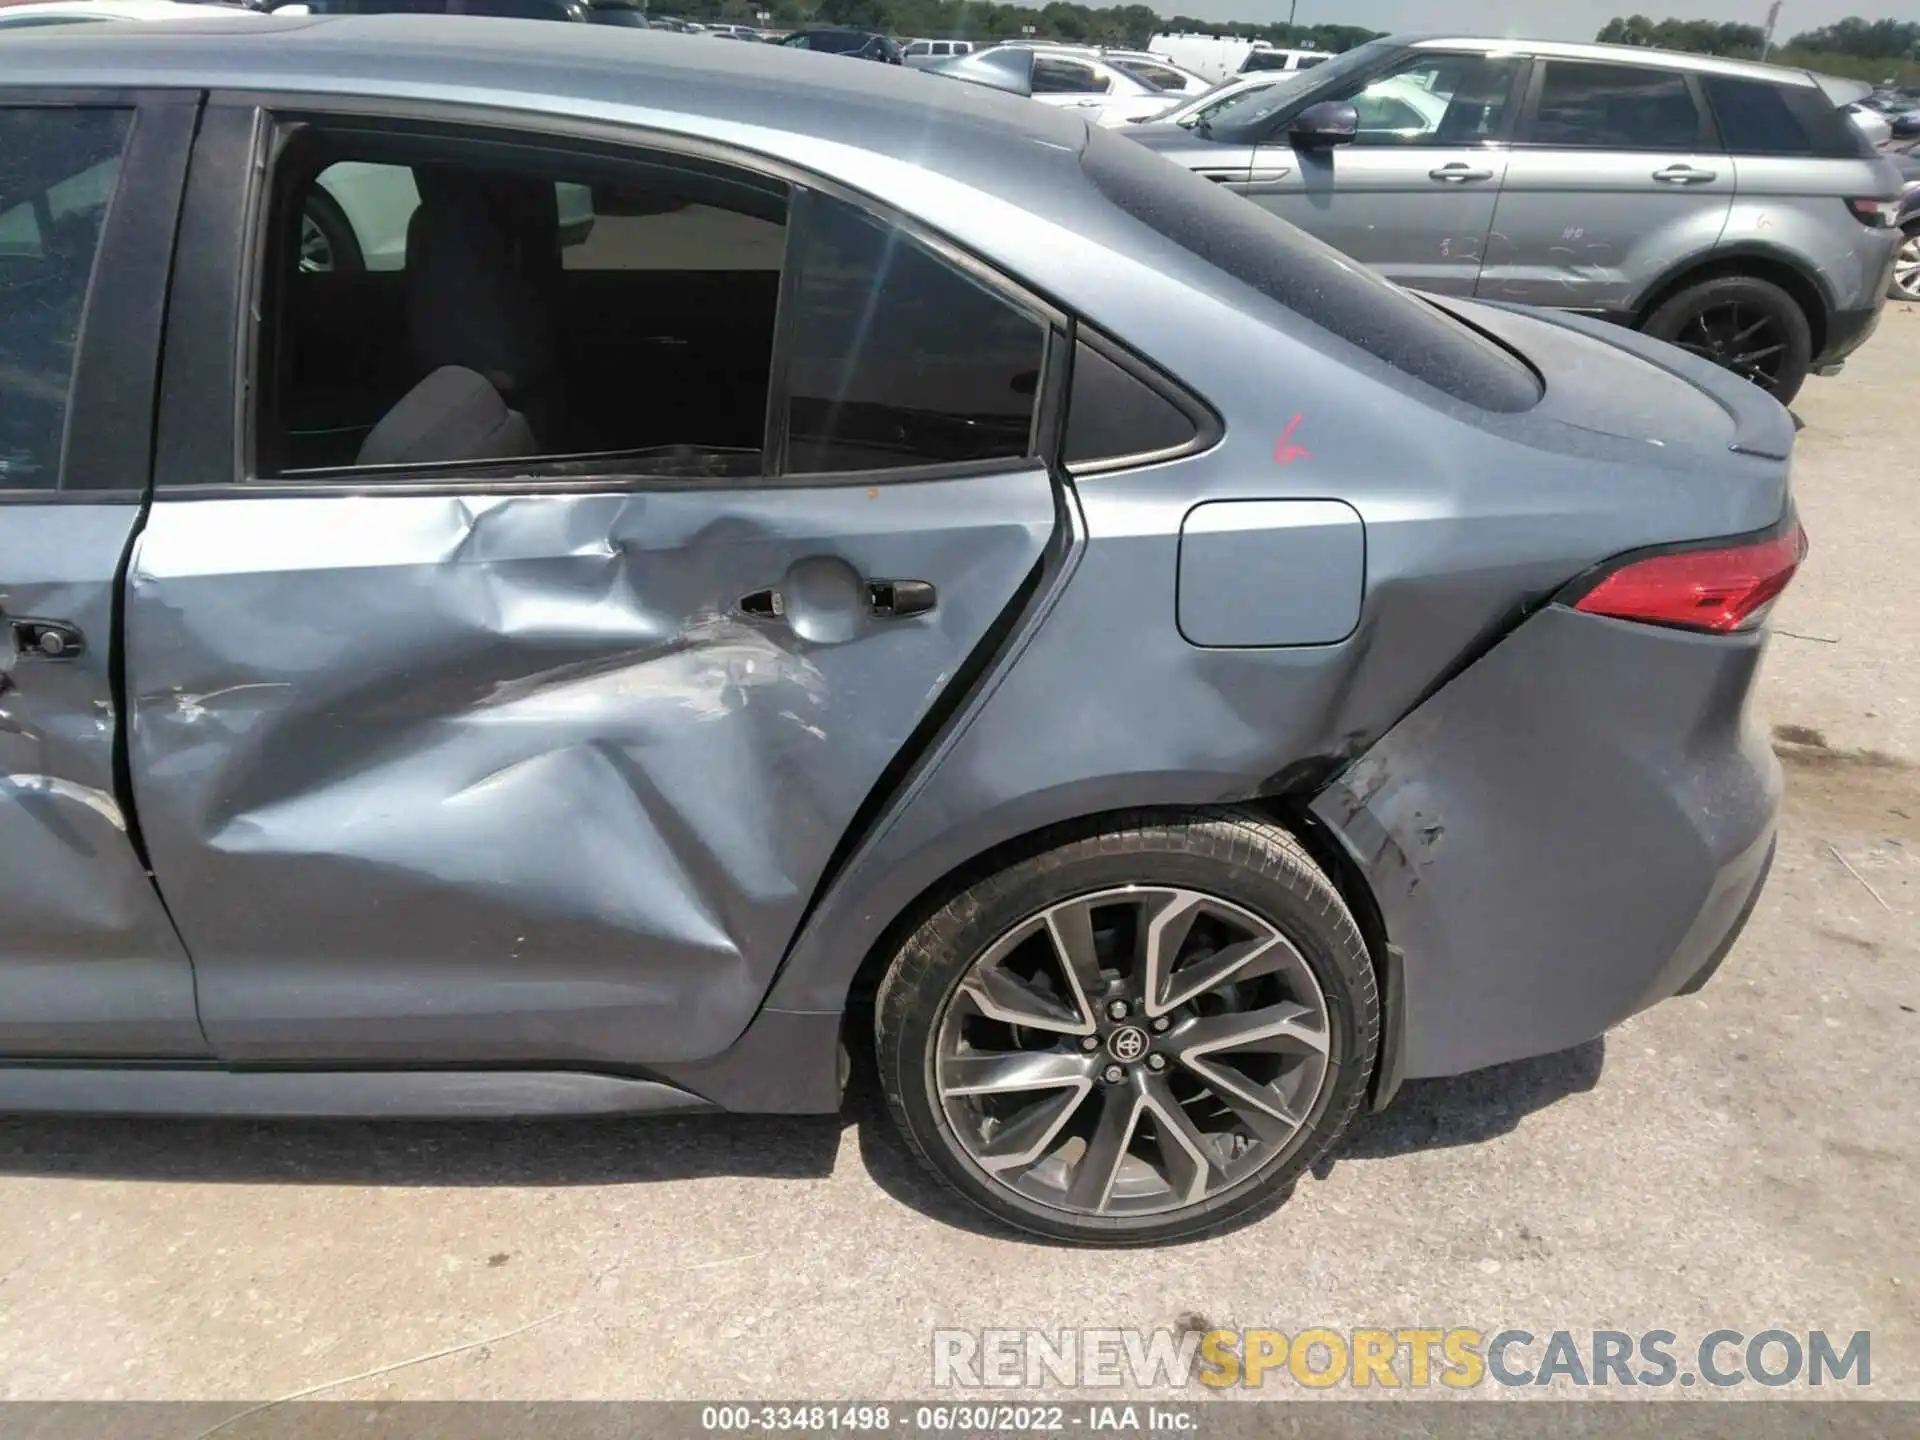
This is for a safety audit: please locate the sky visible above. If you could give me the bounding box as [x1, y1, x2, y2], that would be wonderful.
[1172, 0, 1915, 44]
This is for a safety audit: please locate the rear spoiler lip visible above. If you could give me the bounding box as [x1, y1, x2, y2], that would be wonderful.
[1427, 296, 1797, 463]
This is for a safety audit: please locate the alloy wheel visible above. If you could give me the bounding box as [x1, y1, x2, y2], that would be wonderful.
[1671, 300, 1790, 389]
[299, 213, 336, 275]
[1895, 232, 1920, 301]
[930, 885, 1332, 1220]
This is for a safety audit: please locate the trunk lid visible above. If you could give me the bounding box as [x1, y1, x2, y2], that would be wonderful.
[1428, 295, 1797, 462]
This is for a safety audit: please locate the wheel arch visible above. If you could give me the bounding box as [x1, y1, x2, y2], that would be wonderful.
[1631, 245, 1834, 358]
[833, 796, 1398, 1081]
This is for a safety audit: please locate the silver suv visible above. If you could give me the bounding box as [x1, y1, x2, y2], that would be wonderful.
[1130, 35, 1906, 402]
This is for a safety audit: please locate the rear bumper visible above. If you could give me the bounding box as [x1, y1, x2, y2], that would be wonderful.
[1816, 302, 1889, 368]
[1310, 604, 1781, 1080]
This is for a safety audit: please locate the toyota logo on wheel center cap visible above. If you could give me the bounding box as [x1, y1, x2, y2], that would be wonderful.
[1106, 1024, 1149, 1064]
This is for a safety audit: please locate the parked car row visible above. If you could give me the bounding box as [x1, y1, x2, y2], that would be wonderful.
[932, 33, 1907, 401]
[1, 7, 1909, 397]
[1145, 32, 1331, 85]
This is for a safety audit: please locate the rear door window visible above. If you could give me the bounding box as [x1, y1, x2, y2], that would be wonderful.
[781, 194, 1047, 473]
[0, 106, 131, 489]
[1527, 62, 1710, 150]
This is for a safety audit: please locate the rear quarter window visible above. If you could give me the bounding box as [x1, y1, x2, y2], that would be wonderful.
[1704, 76, 1836, 156]
[1079, 124, 1540, 413]
[1782, 82, 1880, 158]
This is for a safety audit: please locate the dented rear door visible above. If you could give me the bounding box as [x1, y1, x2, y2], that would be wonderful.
[126, 120, 1059, 1066]
[126, 483, 1053, 1065]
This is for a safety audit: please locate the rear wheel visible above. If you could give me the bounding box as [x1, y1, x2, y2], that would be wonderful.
[1890, 223, 1920, 302]
[874, 814, 1378, 1246]
[1641, 274, 1813, 404]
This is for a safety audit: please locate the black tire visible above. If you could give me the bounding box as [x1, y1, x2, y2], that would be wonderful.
[874, 812, 1379, 1246]
[299, 187, 365, 276]
[1641, 274, 1813, 405]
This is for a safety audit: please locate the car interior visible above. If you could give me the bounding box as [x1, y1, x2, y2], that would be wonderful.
[258, 129, 789, 478]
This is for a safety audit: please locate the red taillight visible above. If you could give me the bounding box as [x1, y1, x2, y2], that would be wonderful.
[1847, 197, 1901, 228]
[1571, 525, 1808, 634]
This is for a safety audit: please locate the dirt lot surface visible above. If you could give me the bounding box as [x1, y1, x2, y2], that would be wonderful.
[0, 311, 1913, 1409]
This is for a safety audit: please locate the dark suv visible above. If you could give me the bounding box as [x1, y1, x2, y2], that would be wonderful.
[1129, 34, 1906, 401]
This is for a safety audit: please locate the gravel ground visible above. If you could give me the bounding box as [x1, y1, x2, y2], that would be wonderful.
[0, 311, 1913, 1409]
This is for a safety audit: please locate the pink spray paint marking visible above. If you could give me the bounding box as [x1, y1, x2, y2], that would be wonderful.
[1273, 413, 1311, 466]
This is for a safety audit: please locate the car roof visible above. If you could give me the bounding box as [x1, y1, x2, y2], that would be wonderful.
[1398, 33, 1822, 87]
[0, 15, 1088, 172]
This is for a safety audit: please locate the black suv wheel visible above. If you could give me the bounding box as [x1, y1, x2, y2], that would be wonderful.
[1642, 274, 1814, 404]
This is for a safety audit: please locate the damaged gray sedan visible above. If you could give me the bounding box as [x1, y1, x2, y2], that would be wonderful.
[2, 16, 1800, 1244]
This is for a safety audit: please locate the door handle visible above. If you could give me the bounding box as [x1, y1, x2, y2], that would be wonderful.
[867, 579, 936, 619]
[738, 579, 936, 623]
[9, 618, 83, 659]
[1653, 164, 1718, 184]
[1429, 164, 1494, 183]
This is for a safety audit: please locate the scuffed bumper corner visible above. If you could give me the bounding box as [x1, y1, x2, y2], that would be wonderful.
[1817, 303, 1888, 368]
[1309, 605, 1782, 1082]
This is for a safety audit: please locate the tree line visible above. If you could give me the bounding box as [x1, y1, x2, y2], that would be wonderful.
[1596, 15, 1920, 84]
[661, 0, 1381, 52]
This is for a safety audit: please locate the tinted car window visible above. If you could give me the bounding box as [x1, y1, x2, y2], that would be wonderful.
[1709, 76, 1871, 158]
[1785, 86, 1880, 157]
[799, 30, 871, 55]
[783, 195, 1045, 473]
[1704, 77, 1812, 155]
[1032, 58, 1110, 95]
[1115, 60, 1190, 92]
[1529, 63, 1706, 150]
[1064, 341, 1200, 468]
[0, 107, 130, 490]
[1079, 123, 1539, 413]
